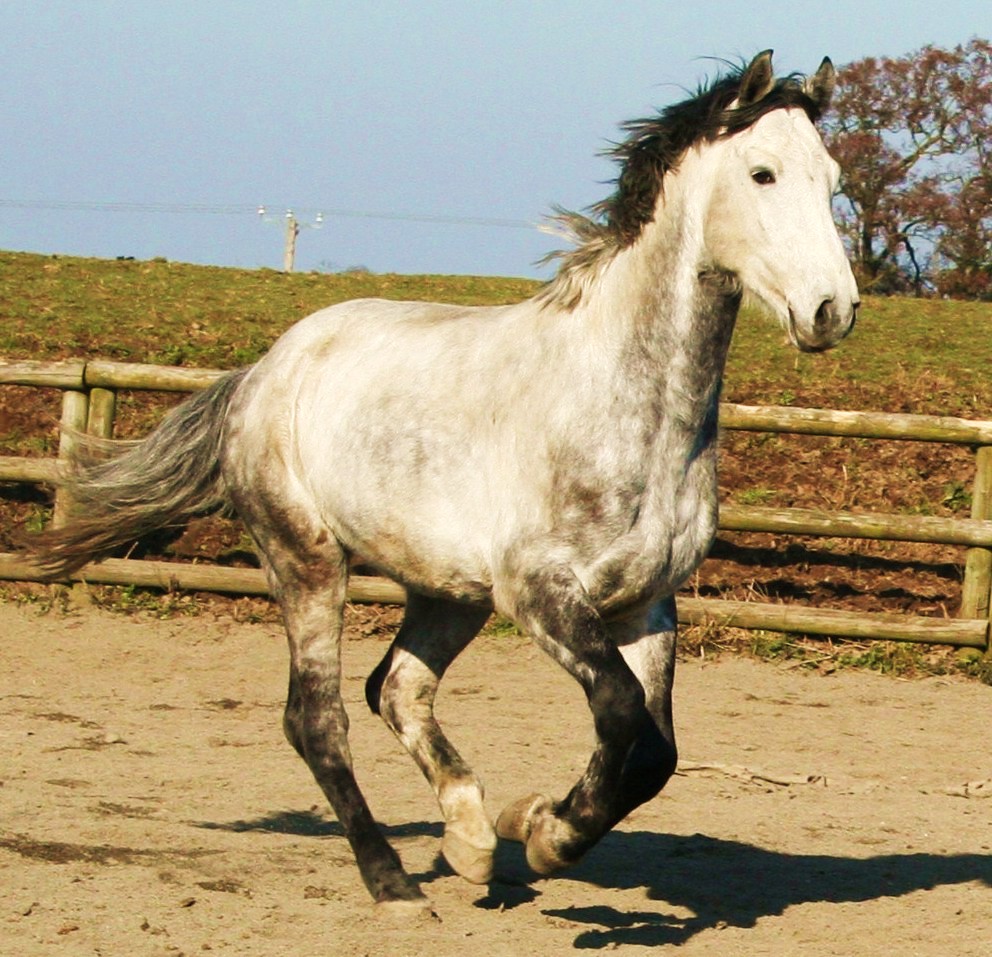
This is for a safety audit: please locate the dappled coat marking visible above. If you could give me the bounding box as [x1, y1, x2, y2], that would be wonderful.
[31, 51, 858, 913]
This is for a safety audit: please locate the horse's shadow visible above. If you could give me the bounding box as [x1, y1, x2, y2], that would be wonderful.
[488, 829, 992, 948]
[197, 812, 991, 948]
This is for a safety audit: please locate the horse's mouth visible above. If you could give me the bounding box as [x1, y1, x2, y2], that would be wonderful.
[786, 308, 812, 351]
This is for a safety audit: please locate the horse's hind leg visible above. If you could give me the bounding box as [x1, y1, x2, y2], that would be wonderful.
[365, 593, 495, 883]
[240, 505, 428, 911]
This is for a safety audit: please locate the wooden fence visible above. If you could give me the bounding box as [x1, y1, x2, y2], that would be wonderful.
[2, 358, 992, 651]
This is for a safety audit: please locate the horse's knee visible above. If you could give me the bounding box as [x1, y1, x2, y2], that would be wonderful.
[376, 668, 426, 738]
[283, 673, 306, 757]
[368, 649, 436, 739]
[589, 668, 648, 747]
[618, 720, 678, 812]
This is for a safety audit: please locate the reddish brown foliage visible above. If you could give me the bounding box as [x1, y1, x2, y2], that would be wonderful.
[824, 39, 992, 297]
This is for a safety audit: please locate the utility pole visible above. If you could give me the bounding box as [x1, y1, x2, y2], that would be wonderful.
[258, 207, 323, 272]
[283, 212, 299, 272]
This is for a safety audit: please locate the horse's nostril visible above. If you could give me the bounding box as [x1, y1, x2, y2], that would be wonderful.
[815, 298, 835, 328]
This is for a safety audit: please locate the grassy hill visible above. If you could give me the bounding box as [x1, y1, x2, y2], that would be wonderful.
[2, 249, 990, 418]
[0, 251, 538, 368]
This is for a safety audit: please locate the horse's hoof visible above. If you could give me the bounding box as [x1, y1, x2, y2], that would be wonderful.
[442, 828, 496, 884]
[495, 793, 551, 844]
[376, 895, 439, 922]
[524, 813, 577, 875]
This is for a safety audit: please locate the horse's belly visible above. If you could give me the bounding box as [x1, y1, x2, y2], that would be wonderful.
[345, 514, 496, 604]
[306, 465, 498, 603]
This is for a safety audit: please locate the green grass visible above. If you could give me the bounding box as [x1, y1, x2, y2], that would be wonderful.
[3, 249, 991, 417]
[725, 296, 992, 417]
[0, 250, 540, 368]
[734, 488, 779, 506]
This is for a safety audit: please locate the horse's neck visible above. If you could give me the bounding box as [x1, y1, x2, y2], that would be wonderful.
[576, 191, 739, 456]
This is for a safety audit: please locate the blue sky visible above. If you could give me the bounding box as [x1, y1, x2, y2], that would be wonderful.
[0, 1, 984, 277]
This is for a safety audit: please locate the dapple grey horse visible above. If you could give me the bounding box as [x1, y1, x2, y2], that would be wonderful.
[33, 51, 858, 913]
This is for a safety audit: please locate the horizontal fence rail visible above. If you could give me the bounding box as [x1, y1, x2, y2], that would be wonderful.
[2, 358, 991, 650]
[720, 402, 992, 445]
[719, 504, 992, 548]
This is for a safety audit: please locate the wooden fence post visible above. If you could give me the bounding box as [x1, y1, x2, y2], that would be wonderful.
[960, 445, 992, 639]
[86, 387, 117, 439]
[52, 389, 89, 528]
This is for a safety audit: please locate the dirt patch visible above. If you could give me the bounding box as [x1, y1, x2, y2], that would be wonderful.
[2, 602, 990, 955]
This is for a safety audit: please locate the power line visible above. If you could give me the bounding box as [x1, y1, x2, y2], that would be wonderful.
[0, 198, 537, 230]
[317, 207, 535, 229]
[0, 199, 249, 215]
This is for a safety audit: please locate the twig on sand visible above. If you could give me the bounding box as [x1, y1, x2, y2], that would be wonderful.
[677, 760, 827, 788]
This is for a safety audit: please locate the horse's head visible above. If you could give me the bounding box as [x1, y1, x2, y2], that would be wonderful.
[702, 51, 859, 352]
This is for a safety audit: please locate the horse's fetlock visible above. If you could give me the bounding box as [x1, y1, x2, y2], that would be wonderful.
[525, 812, 587, 875]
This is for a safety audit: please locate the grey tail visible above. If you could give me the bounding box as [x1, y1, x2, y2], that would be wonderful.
[28, 368, 249, 579]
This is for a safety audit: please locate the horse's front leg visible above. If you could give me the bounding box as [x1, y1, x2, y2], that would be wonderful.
[494, 566, 653, 874]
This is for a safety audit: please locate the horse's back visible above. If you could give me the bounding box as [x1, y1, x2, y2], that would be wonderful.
[220, 297, 532, 598]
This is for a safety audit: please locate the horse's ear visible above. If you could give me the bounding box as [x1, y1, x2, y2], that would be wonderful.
[804, 57, 836, 111]
[739, 50, 775, 105]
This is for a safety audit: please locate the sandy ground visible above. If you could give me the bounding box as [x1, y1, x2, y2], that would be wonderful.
[2, 600, 991, 956]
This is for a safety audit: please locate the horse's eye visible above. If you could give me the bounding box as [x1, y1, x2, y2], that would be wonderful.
[751, 168, 776, 186]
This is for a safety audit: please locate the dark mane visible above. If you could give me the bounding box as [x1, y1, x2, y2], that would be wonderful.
[539, 62, 825, 309]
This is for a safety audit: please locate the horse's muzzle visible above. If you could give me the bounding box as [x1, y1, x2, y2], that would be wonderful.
[791, 297, 859, 353]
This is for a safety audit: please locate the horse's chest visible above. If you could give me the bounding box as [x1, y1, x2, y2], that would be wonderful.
[584, 458, 718, 613]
